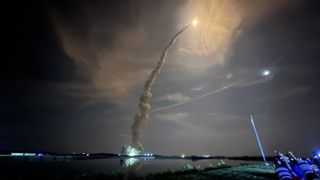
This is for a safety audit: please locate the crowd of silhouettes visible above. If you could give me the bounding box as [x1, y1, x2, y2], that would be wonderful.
[275, 151, 320, 180]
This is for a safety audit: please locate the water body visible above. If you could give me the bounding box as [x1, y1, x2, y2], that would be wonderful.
[0, 158, 259, 179]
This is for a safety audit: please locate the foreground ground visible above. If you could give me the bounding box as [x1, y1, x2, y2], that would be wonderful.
[0, 162, 276, 180]
[75, 164, 276, 180]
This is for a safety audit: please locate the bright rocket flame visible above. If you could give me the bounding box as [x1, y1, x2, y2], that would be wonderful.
[192, 19, 198, 26]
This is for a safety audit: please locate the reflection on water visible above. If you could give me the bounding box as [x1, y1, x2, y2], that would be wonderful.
[118, 157, 244, 175]
[123, 158, 140, 167]
[120, 158, 143, 179]
[0, 157, 260, 178]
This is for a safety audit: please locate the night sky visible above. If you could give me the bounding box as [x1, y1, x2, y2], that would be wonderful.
[2, 0, 320, 156]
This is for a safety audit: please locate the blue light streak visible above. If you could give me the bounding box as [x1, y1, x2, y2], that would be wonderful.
[250, 115, 268, 166]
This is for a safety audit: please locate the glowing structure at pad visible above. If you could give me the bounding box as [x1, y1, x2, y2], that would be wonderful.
[120, 145, 141, 157]
[250, 115, 268, 166]
[126, 145, 141, 157]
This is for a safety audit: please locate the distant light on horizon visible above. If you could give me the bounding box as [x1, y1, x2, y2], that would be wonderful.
[11, 152, 36, 156]
[11, 153, 24, 156]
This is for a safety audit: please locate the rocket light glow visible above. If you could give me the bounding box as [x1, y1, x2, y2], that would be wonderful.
[192, 19, 198, 26]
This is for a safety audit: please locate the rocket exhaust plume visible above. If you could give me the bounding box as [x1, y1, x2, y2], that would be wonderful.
[131, 23, 193, 150]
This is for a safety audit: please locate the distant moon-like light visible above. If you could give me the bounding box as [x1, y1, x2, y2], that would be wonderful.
[262, 70, 270, 76]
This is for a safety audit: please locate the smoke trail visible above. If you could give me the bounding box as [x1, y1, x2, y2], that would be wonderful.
[151, 80, 243, 113]
[152, 75, 273, 113]
[131, 24, 191, 150]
